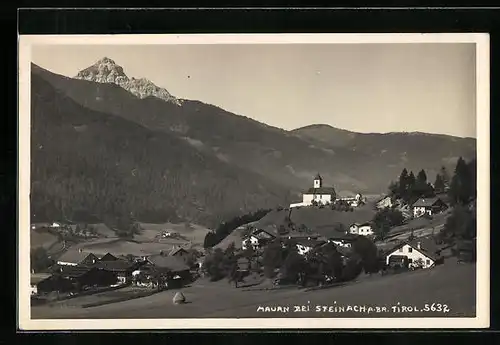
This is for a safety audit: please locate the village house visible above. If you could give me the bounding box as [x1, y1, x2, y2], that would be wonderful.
[326, 232, 357, 248]
[134, 253, 192, 289]
[290, 174, 337, 208]
[99, 253, 119, 261]
[168, 246, 189, 263]
[284, 238, 326, 256]
[41, 265, 118, 293]
[94, 259, 141, 285]
[349, 222, 375, 237]
[411, 197, 448, 218]
[338, 193, 365, 207]
[56, 248, 99, 266]
[384, 238, 443, 270]
[376, 195, 394, 210]
[242, 226, 277, 250]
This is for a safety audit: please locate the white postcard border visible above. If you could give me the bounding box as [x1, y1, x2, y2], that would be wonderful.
[18, 33, 490, 330]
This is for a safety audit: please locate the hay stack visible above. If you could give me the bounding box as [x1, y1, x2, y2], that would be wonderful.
[172, 291, 186, 305]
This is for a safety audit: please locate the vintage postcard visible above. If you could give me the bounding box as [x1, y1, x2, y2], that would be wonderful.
[18, 33, 490, 330]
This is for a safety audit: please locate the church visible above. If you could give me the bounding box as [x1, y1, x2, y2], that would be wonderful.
[290, 174, 337, 208]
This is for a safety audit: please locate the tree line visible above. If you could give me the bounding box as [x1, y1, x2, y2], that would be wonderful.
[203, 208, 271, 248]
[388, 156, 476, 206]
[30, 75, 292, 230]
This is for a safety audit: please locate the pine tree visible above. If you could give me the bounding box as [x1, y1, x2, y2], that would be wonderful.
[449, 157, 473, 205]
[398, 168, 409, 199]
[440, 166, 451, 190]
[434, 174, 445, 194]
[406, 171, 416, 203]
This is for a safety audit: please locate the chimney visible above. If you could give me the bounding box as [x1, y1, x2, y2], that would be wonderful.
[417, 242, 421, 250]
[78, 248, 82, 253]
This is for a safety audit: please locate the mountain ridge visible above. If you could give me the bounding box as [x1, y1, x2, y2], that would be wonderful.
[74, 57, 182, 106]
[31, 61, 477, 196]
[31, 71, 294, 227]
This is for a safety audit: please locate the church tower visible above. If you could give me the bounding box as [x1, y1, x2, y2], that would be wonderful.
[313, 173, 323, 188]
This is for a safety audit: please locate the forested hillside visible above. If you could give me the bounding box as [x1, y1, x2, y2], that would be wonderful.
[30, 73, 293, 228]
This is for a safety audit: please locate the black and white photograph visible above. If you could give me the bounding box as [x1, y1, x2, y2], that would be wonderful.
[18, 33, 489, 329]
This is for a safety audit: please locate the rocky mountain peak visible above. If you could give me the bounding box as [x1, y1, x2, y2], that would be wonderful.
[75, 57, 181, 106]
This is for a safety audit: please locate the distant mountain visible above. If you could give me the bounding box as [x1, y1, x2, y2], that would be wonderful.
[32, 61, 477, 197]
[30, 72, 294, 228]
[292, 124, 476, 183]
[75, 57, 181, 106]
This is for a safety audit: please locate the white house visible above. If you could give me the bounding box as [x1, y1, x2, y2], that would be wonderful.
[290, 174, 337, 208]
[242, 227, 276, 250]
[338, 193, 364, 207]
[412, 197, 448, 218]
[376, 196, 393, 210]
[290, 239, 326, 256]
[385, 238, 441, 269]
[349, 222, 374, 236]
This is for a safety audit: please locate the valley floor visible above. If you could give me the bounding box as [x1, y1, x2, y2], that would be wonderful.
[31, 259, 476, 320]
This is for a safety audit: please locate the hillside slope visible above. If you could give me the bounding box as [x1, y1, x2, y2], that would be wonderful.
[30, 73, 294, 228]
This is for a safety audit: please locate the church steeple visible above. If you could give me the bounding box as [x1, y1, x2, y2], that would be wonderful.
[313, 173, 323, 188]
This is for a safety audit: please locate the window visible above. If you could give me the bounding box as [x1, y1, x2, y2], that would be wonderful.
[399, 248, 403, 252]
[426, 259, 430, 265]
[408, 247, 413, 253]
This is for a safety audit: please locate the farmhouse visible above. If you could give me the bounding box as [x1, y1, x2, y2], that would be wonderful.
[138, 253, 192, 288]
[290, 174, 337, 208]
[242, 227, 277, 250]
[94, 259, 141, 285]
[53, 265, 118, 291]
[412, 197, 448, 218]
[99, 253, 119, 261]
[384, 238, 443, 269]
[376, 196, 393, 210]
[285, 238, 326, 256]
[326, 232, 357, 248]
[349, 222, 375, 237]
[56, 248, 99, 266]
[168, 246, 190, 263]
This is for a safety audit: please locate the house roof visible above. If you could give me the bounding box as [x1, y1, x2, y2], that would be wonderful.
[169, 246, 188, 256]
[412, 197, 445, 208]
[94, 259, 137, 272]
[386, 237, 442, 261]
[350, 222, 372, 227]
[57, 265, 96, 278]
[31, 273, 52, 285]
[57, 249, 96, 264]
[147, 254, 190, 272]
[287, 238, 326, 248]
[376, 195, 392, 203]
[304, 187, 336, 195]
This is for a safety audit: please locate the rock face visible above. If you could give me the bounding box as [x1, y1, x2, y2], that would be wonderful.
[173, 291, 186, 305]
[75, 57, 182, 106]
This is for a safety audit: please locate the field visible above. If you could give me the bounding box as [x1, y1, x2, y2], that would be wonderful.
[31, 259, 476, 319]
[30, 230, 58, 250]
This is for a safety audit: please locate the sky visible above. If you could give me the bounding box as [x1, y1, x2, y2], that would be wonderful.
[31, 43, 477, 138]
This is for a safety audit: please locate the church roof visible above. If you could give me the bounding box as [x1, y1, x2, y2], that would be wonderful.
[304, 187, 336, 195]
